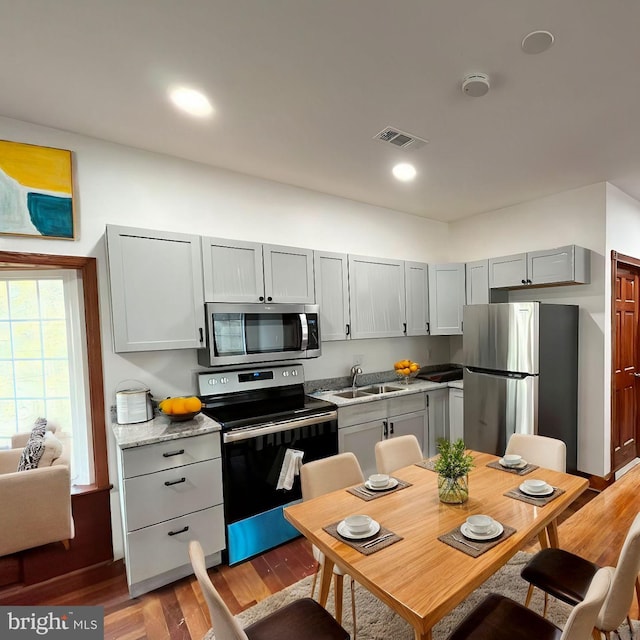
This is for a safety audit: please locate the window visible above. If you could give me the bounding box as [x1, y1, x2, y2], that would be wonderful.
[0, 270, 93, 484]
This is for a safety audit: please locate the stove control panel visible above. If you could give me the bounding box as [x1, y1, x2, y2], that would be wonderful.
[198, 364, 305, 396]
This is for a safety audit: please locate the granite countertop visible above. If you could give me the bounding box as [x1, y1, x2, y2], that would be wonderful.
[111, 412, 221, 449]
[314, 379, 464, 407]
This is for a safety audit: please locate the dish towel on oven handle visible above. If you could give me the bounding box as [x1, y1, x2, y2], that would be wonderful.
[276, 448, 305, 490]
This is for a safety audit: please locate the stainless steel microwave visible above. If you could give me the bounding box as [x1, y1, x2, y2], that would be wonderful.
[197, 303, 321, 367]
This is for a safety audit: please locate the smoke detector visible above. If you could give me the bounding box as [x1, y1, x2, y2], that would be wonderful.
[461, 73, 490, 98]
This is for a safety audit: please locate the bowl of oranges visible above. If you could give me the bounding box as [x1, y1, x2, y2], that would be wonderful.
[393, 359, 420, 384]
[159, 396, 203, 422]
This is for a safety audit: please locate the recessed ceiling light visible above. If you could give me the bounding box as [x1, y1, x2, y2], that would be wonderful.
[169, 87, 214, 117]
[521, 30, 555, 55]
[392, 163, 417, 182]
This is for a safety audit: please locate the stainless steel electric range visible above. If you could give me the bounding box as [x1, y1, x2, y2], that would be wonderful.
[198, 364, 338, 565]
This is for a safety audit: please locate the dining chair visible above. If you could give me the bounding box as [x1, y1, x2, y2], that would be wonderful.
[301, 452, 365, 632]
[374, 434, 423, 474]
[188, 540, 350, 640]
[446, 567, 611, 640]
[505, 433, 566, 548]
[521, 512, 640, 639]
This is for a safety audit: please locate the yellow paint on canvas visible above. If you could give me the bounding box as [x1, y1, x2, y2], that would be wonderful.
[0, 140, 72, 194]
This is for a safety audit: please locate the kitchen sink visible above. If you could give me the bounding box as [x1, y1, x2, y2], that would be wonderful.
[334, 390, 371, 399]
[359, 384, 406, 395]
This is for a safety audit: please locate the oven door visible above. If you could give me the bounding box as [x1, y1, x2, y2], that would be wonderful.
[221, 413, 338, 564]
[201, 303, 320, 366]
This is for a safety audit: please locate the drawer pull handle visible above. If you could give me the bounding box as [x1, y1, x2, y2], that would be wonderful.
[168, 526, 189, 537]
[162, 449, 185, 458]
[164, 477, 186, 487]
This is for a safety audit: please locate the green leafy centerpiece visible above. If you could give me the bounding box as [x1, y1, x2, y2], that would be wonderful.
[434, 438, 474, 504]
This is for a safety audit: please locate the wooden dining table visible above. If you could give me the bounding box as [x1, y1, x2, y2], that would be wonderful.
[283, 451, 588, 640]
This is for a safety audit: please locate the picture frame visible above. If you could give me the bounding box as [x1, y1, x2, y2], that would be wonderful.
[0, 139, 75, 240]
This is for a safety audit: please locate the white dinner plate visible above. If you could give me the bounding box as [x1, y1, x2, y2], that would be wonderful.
[519, 482, 554, 496]
[460, 521, 504, 541]
[365, 478, 399, 491]
[499, 458, 528, 469]
[337, 519, 381, 540]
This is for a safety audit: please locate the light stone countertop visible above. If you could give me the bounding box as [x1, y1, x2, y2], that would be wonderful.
[111, 412, 221, 449]
[314, 379, 449, 407]
[448, 381, 464, 390]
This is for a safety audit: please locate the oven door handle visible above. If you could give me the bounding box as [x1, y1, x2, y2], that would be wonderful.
[223, 410, 337, 443]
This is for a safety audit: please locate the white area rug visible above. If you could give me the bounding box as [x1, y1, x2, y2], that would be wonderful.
[204, 552, 637, 639]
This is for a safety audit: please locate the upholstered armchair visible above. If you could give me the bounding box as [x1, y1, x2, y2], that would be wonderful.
[0, 424, 74, 556]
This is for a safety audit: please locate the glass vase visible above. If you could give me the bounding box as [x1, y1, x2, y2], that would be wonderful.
[438, 474, 469, 504]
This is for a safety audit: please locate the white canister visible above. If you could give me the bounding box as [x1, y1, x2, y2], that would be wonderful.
[116, 386, 153, 425]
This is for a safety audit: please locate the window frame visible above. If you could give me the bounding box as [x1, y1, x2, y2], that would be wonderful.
[0, 251, 108, 490]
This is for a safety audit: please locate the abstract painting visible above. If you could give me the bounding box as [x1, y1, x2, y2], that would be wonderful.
[0, 140, 75, 240]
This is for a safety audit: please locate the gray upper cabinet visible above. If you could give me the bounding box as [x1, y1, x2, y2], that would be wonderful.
[348, 255, 406, 339]
[489, 245, 590, 289]
[428, 263, 466, 335]
[106, 225, 205, 352]
[405, 261, 430, 336]
[202, 238, 315, 304]
[202, 238, 264, 303]
[314, 251, 350, 341]
[263, 244, 315, 303]
[465, 259, 490, 305]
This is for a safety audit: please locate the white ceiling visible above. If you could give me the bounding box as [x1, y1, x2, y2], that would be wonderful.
[1, 0, 640, 222]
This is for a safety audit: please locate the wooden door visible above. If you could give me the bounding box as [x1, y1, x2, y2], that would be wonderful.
[613, 264, 640, 470]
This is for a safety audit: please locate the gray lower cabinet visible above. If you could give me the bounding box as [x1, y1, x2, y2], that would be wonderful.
[338, 393, 428, 477]
[426, 388, 449, 456]
[448, 388, 464, 443]
[314, 251, 350, 340]
[117, 433, 225, 597]
[106, 225, 205, 352]
[202, 237, 315, 304]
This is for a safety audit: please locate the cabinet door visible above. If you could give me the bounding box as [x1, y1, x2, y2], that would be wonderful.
[338, 420, 385, 479]
[405, 261, 430, 336]
[388, 411, 428, 457]
[488, 253, 527, 288]
[263, 244, 315, 303]
[426, 389, 449, 456]
[527, 246, 578, 285]
[465, 259, 489, 305]
[449, 389, 464, 443]
[428, 263, 465, 335]
[202, 237, 264, 302]
[106, 225, 204, 352]
[314, 251, 350, 341]
[348, 255, 406, 339]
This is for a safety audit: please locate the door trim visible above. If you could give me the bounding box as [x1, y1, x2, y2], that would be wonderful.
[610, 251, 640, 474]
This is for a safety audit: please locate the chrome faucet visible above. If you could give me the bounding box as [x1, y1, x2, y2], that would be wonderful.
[350, 365, 362, 388]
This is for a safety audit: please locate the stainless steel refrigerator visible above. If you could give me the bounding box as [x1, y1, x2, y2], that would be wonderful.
[462, 302, 579, 472]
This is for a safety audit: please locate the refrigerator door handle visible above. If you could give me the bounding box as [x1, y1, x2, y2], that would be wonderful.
[465, 366, 530, 380]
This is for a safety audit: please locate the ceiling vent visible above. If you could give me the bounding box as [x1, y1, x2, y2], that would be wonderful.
[373, 127, 428, 151]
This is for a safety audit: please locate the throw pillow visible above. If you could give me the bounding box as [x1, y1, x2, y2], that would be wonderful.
[37, 431, 64, 468]
[17, 417, 48, 471]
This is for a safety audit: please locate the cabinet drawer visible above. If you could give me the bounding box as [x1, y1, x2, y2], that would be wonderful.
[388, 392, 426, 416]
[124, 458, 222, 531]
[338, 400, 387, 428]
[122, 433, 220, 478]
[126, 505, 225, 586]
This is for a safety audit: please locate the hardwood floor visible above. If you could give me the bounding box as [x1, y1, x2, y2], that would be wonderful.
[1, 469, 637, 639]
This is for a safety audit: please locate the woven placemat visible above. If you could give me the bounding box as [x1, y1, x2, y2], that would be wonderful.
[415, 458, 437, 471]
[438, 522, 516, 557]
[504, 486, 565, 506]
[486, 460, 539, 476]
[323, 521, 403, 555]
[347, 478, 412, 501]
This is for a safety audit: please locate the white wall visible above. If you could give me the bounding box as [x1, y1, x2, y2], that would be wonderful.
[448, 183, 608, 475]
[0, 116, 450, 558]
